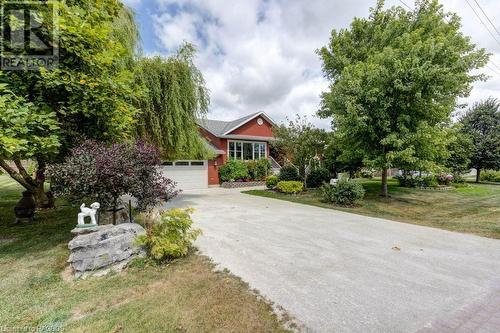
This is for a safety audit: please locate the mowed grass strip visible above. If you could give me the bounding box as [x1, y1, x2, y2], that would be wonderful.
[244, 179, 500, 239]
[0, 176, 291, 333]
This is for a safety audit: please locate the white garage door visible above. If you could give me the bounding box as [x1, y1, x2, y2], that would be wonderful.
[160, 160, 208, 191]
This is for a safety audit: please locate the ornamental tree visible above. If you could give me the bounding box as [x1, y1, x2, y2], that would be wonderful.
[460, 98, 500, 182]
[134, 44, 211, 160]
[48, 140, 178, 220]
[0, 1, 139, 207]
[318, 0, 488, 196]
[272, 115, 329, 176]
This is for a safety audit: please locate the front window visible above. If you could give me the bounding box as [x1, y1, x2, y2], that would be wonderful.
[228, 141, 266, 160]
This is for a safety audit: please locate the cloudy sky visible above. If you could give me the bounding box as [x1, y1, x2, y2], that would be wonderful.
[124, 0, 500, 128]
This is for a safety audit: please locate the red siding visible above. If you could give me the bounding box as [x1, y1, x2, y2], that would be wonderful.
[199, 116, 274, 186]
[228, 117, 273, 137]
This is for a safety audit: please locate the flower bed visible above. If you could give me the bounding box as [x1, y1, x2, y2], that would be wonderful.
[221, 181, 266, 188]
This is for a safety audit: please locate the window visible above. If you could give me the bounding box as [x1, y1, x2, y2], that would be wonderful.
[228, 141, 266, 160]
[190, 161, 205, 166]
[162, 161, 173, 166]
[243, 142, 253, 160]
[174, 161, 189, 166]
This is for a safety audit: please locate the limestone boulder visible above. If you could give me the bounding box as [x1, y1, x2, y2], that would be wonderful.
[68, 223, 146, 278]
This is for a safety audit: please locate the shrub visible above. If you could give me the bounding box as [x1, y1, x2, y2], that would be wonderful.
[255, 158, 271, 180]
[136, 208, 202, 261]
[276, 181, 304, 194]
[266, 175, 279, 189]
[480, 170, 500, 182]
[48, 140, 178, 212]
[279, 165, 301, 181]
[436, 173, 454, 185]
[246, 160, 258, 180]
[219, 160, 249, 182]
[321, 179, 365, 205]
[306, 168, 330, 188]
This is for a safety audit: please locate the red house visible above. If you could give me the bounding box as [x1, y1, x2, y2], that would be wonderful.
[161, 112, 279, 190]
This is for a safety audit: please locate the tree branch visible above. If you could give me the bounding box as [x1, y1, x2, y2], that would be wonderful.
[0, 159, 33, 189]
[13, 159, 36, 187]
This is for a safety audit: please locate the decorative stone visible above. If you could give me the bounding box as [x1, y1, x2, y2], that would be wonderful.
[68, 223, 146, 278]
[221, 181, 266, 188]
[98, 203, 131, 225]
[71, 224, 113, 235]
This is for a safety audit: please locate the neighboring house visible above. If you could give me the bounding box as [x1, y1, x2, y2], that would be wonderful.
[161, 112, 280, 190]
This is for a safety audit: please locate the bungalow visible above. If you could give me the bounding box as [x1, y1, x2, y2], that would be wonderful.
[161, 112, 280, 190]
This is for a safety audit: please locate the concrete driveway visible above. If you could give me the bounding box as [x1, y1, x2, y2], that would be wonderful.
[164, 187, 500, 333]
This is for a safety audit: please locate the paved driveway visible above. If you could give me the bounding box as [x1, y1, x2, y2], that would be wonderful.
[164, 187, 500, 333]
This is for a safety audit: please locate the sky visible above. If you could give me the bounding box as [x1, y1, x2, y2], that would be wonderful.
[123, 0, 500, 128]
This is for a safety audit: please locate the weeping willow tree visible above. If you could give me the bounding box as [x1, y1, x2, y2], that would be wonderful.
[134, 44, 211, 160]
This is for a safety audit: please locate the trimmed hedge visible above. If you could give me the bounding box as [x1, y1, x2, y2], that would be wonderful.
[219, 160, 248, 182]
[321, 180, 365, 205]
[481, 170, 500, 182]
[278, 165, 301, 181]
[276, 181, 304, 194]
[306, 168, 330, 188]
[266, 175, 279, 189]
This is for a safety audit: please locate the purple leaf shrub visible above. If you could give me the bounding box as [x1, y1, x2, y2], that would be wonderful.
[48, 140, 178, 211]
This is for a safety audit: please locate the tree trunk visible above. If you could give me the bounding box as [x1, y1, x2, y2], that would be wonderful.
[0, 158, 54, 208]
[381, 167, 388, 197]
[476, 168, 481, 183]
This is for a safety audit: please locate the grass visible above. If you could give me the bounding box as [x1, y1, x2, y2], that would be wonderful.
[0, 175, 290, 333]
[244, 178, 500, 239]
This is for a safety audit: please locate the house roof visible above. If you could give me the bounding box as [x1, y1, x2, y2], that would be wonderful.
[197, 112, 275, 137]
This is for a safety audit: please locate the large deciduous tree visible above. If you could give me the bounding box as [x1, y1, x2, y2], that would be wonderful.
[460, 98, 500, 182]
[318, 0, 488, 196]
[0, 1, 139, 207]
[134, 44, 211, 160]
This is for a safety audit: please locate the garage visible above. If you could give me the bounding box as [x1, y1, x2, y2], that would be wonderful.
[160, 160, 208, 191]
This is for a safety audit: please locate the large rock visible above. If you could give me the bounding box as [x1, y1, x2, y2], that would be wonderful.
[68, 223, 146, 278]
[98, 204, 132, 225]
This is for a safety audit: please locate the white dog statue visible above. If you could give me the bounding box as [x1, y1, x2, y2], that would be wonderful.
[77, 202, 100, 226]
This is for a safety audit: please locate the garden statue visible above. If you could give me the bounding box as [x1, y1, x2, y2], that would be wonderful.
[14, 191, 36, 223]
[77, 202, 100, 227]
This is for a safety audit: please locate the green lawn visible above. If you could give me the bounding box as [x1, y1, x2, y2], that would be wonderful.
[0, 175, 290, 333]
[244, 179, 500, 239]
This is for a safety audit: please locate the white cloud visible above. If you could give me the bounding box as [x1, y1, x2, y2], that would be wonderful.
[150, 0, 500, 127]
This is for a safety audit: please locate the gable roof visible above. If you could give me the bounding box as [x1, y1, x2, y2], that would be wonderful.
[197, 112, 275, 137]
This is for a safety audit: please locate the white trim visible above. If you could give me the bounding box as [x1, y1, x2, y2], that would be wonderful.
[222, 112, 276, 135]
[227, 140, 268, 160]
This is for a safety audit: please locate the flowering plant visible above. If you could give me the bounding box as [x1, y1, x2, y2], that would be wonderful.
[436, 173, 454, 185]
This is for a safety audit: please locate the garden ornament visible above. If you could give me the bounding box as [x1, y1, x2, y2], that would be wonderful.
[77, 202, 100, 227]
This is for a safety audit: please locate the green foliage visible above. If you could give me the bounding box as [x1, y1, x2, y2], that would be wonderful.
[219, 160, 249, 182]
[134, 44, 211, 160]
[278, 165, 301, 181]
[394, 174, 439, 188]
[460, 98, 500, 176]
[306, 168, 331, 188]
[443, 128, 474, 175]
[265, 175, 279, 189]
[255, 159, 271, 180]
[276, 181, 304, 194]
[321, 180, 365, 205]
[0, 84, 60, 160]
[0, 1, 139, 203]
[480, 170, 500, 183]
[272, 115, 329, 175]
[136, 208, 202, 261]
[318, 0, 488, 195]
[1, 1, 140, 148]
